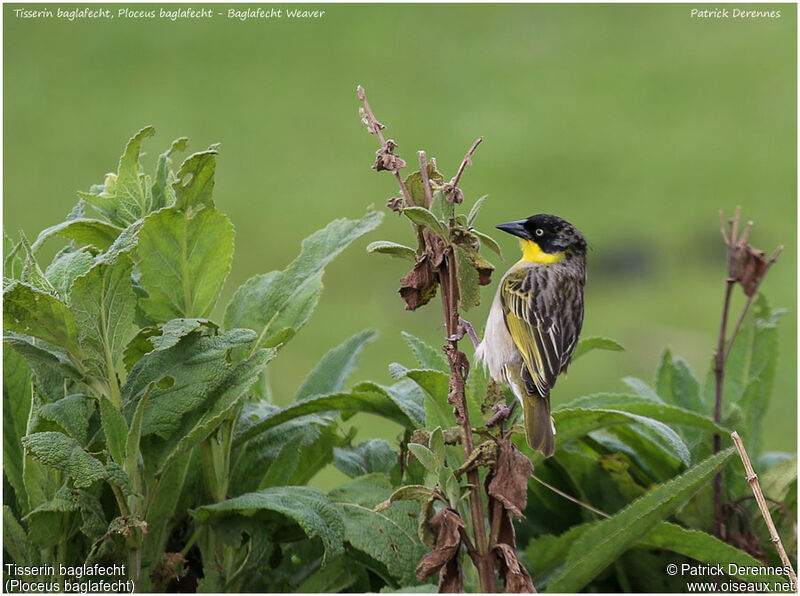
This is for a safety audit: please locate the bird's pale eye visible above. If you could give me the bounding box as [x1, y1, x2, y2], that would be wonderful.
[535, 228, 544, 237]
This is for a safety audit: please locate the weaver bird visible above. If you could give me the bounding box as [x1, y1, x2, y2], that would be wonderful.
[475, 214, 586, 457]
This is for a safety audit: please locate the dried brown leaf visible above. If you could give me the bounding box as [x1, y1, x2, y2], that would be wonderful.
[488, 440, 532, 518]
[494, 543, 536, 593]
[415, 508, 465, 592]
[399, 255, 438, 310]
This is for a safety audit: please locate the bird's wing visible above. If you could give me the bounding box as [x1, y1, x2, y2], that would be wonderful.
[500, 267, 562, 396]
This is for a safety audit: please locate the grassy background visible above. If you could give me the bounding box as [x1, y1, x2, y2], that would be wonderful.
[4, 4, 796, 486]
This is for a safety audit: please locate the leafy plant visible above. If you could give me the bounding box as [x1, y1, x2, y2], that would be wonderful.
[354, 87, 795, 594]
[3, 119, 793, 594]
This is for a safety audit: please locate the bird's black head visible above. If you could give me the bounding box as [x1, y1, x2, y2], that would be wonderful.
[496, 214, 587, 255]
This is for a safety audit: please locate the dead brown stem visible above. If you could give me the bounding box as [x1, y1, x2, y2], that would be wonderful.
[731, 431, 798, 588]
[418, 151, 434, 208]
[357, 85, 414, 206]
[360, 85, 496, 592]
[451, 138, 483, 189]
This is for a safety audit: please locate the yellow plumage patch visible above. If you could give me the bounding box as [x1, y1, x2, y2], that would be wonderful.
[517, 239, 565, 265]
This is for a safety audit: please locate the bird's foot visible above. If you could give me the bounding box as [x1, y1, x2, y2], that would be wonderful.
[486, 401, 517, 427]
[446, 317, 480, 348]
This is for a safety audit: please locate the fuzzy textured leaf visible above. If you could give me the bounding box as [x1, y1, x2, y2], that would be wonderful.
[3, 281, 81, 356]
[546, 448, 734, 592]
[235, 387, 419, 445]
[572, 336, 625, 361]
[330, 474, 427, 586]
[192, 486, 345, 561]
[224, 211, 383, 352]
[44, 249, 94, 301]
[402, 206, 447, 238]
[138, 205, 234, 322]
[367, 241, 417, 262]
[122, 328, 257, 436]
[21, 432, 107, 489]
[295, 330, 377, 401]
[401, 332, 449, 374]
[69, 257, 137, 383]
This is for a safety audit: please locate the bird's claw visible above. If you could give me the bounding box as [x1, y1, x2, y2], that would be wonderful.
[486, 402, 516, 427]
[446, 317, 480, 348]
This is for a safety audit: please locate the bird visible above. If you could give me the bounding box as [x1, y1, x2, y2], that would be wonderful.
[474, 214, 586, 457]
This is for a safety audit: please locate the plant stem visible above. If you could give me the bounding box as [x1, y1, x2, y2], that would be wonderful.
[731, 431, 798, 588]
[451, 138, 483, 189]
[713, 280, 734, 539]
[439, 245, 494, 593]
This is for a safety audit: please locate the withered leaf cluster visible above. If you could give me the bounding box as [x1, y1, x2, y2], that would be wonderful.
[416, 440, 535, 593]
[416, 508, 466, 592]
[721, 207, 781, 297]
[487, 439, 536, 592]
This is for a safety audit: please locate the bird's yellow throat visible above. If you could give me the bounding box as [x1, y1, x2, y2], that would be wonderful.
[517, 239, 565, 265]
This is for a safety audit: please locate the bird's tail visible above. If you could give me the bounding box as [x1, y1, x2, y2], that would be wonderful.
[523, 396, 555, 457]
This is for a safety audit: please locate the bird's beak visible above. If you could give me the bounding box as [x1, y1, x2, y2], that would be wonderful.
[496, 220, 528, 240]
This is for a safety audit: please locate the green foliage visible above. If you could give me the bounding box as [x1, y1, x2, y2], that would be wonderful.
[4, 126, 792, 594]
[545, 448, 734, 592]
[3, 128, 424, 592]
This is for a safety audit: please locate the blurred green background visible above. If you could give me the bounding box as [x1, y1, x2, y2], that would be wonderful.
[4, 4, 796, 487]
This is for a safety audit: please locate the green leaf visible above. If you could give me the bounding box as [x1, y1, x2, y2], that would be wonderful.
[156, 348, 273, 475]
[572, 336, 625, 361]
[234, 387, 419, 446]
[32, 218, 122, 253]
[467, 195, 488, 227]
[174, 148, 218, 211]
[4, 332, 82, 382]
[408, 443, 438, 474]
[259, 435, 304, 488]
[3, 505, 40, 566]
[402, 206, 447, 238]
[621, 377, 661, 400]
[192, 486, 345, 561]
[351, 379, 426, 429]
[472, 229, 503, 259]
[151, 137, 188, 211]
[19, 233, 56, 295]
[760, 457, 797, 501]
[333, 439, 399, 478]
[545, 448, 734, 593]
[429, 427, 445, 466]
[400, 369, 452, 431]
[224, 210, 383, 352]
[721, 295, 783, 455]
[656, 350, 705, 414]
[69, 257, 137, 386]
[558, 394, 729, 435]
[3, 348, 32, 510]
[455, 245, 480, 311]
[404, 161, 444, 208]
[38, 395, 90, 444]
[637, 522, 787, 585]
[525, 521, 596, 583]
[113, 126, 157, 225]
[122, 328, 257, 437]
[44, 248, 94, 301]
[3, 281, 81, 356]
[367, 241, 417, 261]
[295, 330, 377, 401]
[137, 205, 234, 322]
[99, 396, 127, 465]
[401, 332, 448, 374]
[296, 557, 367, 593]
[21, 431, 108, 488]
[329, 474, 428, 586]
